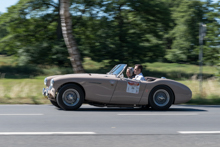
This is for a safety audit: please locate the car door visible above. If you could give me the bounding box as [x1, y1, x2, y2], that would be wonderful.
[110, 78, 147, 104]
[84, 78, 118, 103]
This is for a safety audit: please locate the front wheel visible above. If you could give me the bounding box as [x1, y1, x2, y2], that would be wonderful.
[56, 84, 84, 110]
[50, 100, 60, 108]
[149, 85, 174, 110]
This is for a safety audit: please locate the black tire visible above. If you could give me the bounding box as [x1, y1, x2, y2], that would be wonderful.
[50, 100, 60, 108]
[56, 84, 84, 110]
[149, 85, 174, 110]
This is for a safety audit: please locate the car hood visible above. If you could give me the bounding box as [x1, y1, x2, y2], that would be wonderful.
[45, 73, 116, 86]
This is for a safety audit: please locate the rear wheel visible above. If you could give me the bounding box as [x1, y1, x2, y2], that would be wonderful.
[149, 85, 174, 110]
[56, 84, 84, 110]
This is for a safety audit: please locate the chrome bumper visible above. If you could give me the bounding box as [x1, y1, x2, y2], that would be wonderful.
[42, 87, 56, 100]
[42, 88, 48, 98]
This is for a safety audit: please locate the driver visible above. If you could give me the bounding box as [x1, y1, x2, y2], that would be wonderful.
[126, 67, 135, 79]
[134, 64, 146, 81]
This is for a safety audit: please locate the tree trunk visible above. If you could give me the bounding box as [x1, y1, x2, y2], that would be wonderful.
[60, 0, 84, 73]
[57, 0, 63, 41]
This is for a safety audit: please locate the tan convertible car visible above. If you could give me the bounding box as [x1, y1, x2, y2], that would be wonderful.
[42, 64, 192, 110]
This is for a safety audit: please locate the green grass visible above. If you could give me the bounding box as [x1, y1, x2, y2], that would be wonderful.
[0, 77, 48, 104]
[0, 77, 49, 104]
[178, 79, 220, 105]
[142, 62, 217, 80]
[145, 62, 217, 75]
[0, 77, 219, 105]
[0, 56, 219, 104]
[0, 56, 217, 80]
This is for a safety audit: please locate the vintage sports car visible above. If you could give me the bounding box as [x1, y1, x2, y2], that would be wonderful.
[42, 64, 192, 110]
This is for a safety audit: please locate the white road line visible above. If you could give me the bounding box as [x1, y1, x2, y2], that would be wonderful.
[178, 131, 220, 134]
[0, 105, 45, 106]
[118, 113, 198, 116]
[0, 132, 96, 135]
[0, 114, 44, 116]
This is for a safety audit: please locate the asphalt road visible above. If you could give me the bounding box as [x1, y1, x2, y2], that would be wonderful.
[0, 104, 220, 147]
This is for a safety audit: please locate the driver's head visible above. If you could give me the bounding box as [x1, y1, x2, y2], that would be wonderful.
[134, 64, 143, 75]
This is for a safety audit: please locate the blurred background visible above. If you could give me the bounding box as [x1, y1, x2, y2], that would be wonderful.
[0, 0, 219, 104]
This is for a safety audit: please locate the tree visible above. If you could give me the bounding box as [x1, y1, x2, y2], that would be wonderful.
[0, 0, 71, 66]
[1, 0, 219, 71]
[203, 0, 220, 65]
[165, 0, 204, 63]
[203, 0, 220, 79]
[60, 0, 84, 73]
[165, 0, 220, 66]
[86, 0, 172, 66]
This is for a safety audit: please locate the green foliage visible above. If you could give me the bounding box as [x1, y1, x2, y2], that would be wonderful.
[0, 0, 69, 66]
[203, 1, 220, 66]
[17, 41, 70, 66]
[203, 1, 220, 79]
[73, 0, 172, 65]
[165, 0, 220, 66]
[0, 66, 41, 79]
[0, 0, 172, 67]
[0, 55, 217, 80]
[165, 0, 204, 63]
[216, 54, 220, 80]
[0, 0, 219, 70]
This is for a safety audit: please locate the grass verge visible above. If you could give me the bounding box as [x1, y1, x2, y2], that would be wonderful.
[0, 77, 219, 105]
[0, 57, 218, 80]
[0, 78, 49, 104]
[0, 56, 219, 104]
[181, 79, 220, 105]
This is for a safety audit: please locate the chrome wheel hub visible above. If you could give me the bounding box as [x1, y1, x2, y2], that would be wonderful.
[153, 89, 170, 107]
[62, 89, 80, 106]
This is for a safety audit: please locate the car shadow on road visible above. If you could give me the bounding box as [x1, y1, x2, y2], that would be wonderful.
[73, 107, 207, 112]
[167, 108, 206, 112]
[53, 104, 207, 112]
[180, 105, 220, 108]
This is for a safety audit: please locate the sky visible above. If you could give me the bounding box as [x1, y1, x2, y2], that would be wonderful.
[0, 0, 219, 13]
[0, 0, 19, 13]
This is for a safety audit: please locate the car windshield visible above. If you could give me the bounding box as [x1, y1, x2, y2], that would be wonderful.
[107, 64, 127, 77]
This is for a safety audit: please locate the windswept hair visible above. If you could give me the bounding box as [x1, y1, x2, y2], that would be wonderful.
[127, 67, 134, 76]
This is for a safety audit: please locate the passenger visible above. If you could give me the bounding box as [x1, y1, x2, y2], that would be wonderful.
[134, 64, 146, 81]
[126, 67, 135, 79]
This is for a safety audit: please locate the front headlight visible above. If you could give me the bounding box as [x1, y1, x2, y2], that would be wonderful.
[50, 79, 54, 87]
[44, 78, 47, 85]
